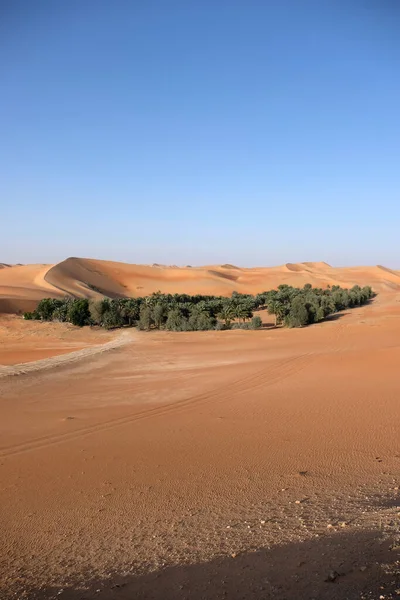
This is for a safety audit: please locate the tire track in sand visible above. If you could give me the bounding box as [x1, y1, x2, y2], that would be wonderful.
[0, 330, 133, 379]
[0, 352, 314, 458]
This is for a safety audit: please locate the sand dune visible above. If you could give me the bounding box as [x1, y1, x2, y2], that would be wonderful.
[45, 257, 129, 299]
[302, 261, 332, 269]
[0, 263, 62, 313]
[1, 257, 400, 313]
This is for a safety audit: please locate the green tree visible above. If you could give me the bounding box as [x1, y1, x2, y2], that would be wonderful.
[217, 304, 235, 328]
[102, 301, 124, 329]
[286, 297, 309, 328]
[234, 303, 252, 323]
[188, 309, 215, 331]
[52, 304, 69, 322]
[138, 305, 153, 330]
[36, 298, 62, 320]
[320, 295, 335, 317]
[152, 303, 166, 328]
[67, 299, 90, 327]
[250, 315, 262, 329]
[122, 298, 140, 326]
[165, 308, 185, 331]
[89, 298, 109, 326]
[267, 299, 286, 326]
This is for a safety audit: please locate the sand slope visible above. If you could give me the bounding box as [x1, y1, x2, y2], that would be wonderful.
[0, 264, 62, 313]
[1, 257, 400, 313]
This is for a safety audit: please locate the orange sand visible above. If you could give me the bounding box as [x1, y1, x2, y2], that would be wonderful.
[0, 314, 115, 365]
[0, 260, 399, 599]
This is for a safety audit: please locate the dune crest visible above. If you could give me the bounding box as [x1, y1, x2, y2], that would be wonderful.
[302, 261, 332, 269]
[0, 257, 398, 313]
[45, 257, 128, 299]
[220, 263, 241, 270]
[285, 263, 307, 272]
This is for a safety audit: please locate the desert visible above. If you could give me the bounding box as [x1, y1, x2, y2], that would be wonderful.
[2, 3, 400, 597]
[0, 258, 399, 599]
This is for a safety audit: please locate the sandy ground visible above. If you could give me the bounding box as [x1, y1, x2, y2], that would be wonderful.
[0, 290, 400, 599]
[0, 315, 115, 365]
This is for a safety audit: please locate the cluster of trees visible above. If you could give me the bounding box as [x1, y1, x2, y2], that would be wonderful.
[262, 283, 374, 328]
[23, 284, 374, 331]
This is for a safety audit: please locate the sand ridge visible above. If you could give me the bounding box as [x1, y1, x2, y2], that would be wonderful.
[1, 257, 400, 314]
[0, 263, 61, 313]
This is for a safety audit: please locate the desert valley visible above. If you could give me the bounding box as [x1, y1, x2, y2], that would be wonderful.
[0, 258, 399, 599]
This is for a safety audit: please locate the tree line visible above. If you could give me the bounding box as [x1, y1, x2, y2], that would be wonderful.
[23, 284, 375, 331]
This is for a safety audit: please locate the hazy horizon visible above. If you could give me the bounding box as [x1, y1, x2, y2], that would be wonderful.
[2, 255, 400, 271]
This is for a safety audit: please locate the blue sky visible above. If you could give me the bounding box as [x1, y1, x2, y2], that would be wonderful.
[1, 1, 399, 266]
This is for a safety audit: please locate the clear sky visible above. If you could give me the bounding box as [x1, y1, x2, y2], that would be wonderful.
[1, 1, 399, 267]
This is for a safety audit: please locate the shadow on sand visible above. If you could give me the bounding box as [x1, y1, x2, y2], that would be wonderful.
[259, 311, 348, 329]
[24, 527, 399, 600]
[320, 312, 348, 323]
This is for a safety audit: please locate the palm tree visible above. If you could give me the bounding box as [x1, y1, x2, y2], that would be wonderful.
[234, 304, 249, 323]
[122, 299, 140, 326]
[217, 304, 235, 328]
[267, 299, 284, 327]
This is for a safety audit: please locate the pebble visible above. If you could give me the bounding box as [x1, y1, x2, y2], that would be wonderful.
[325, 570, 339, 582]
